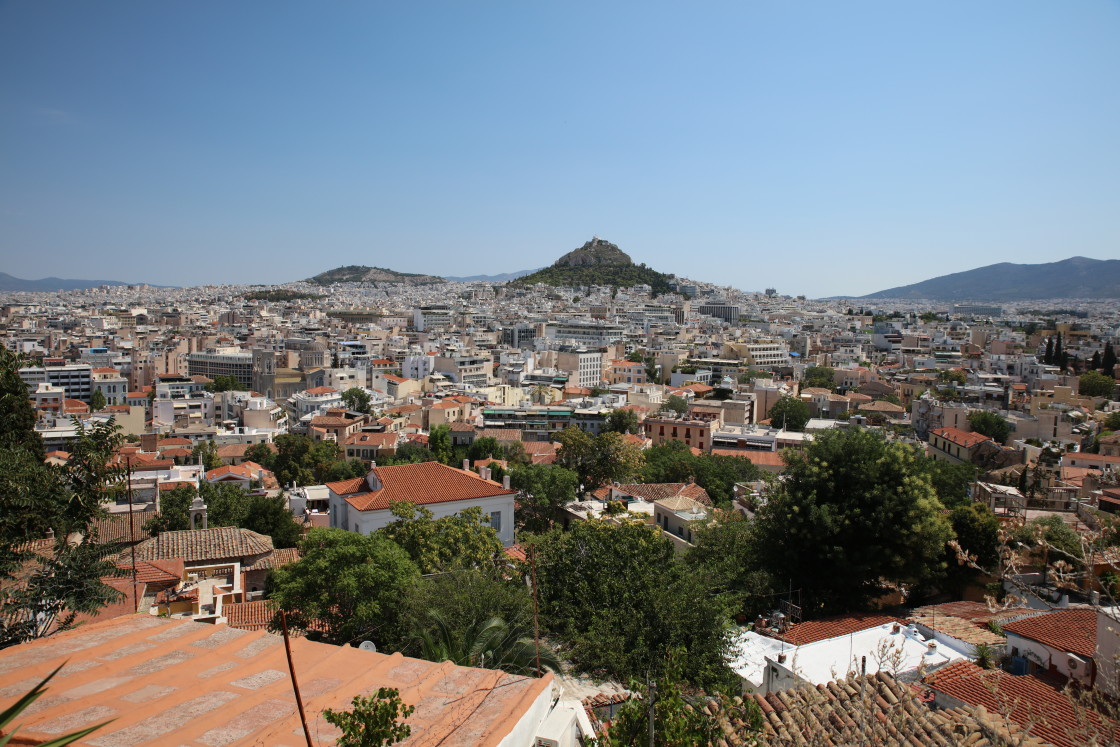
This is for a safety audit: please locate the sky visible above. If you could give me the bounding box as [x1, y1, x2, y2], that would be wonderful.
[1, 1, 1118, 298]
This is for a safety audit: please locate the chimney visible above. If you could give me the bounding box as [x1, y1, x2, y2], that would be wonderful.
[463, 458, 470, 471]
[503, 475, 511, 490]
[481, 466, 490, 481]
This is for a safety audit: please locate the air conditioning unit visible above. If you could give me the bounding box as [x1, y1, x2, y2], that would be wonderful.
[1068, 653, 1091, 683]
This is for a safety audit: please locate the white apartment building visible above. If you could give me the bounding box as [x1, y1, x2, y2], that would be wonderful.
[19, 360, 93, 402]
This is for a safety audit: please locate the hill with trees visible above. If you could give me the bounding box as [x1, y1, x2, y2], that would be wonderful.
[509, 237, 675, 294]
[306, 265, 443, 285]
[859, 256, 1120, 300]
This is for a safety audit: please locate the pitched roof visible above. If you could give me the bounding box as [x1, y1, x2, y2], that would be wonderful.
[591, 482, 712, 506]
[128, 527, 274, 563]
[925, 661, 1114, 747]
[1003, 609, 1097, 658]
[223, 599, 279, 631]
[116, 558, 183, 586]
[744, 671, 1035, 747]
[90, 509, 154, 545]
[931, 426, 992, 449]
[243, 547, 301, 572]
[0, 615, 553, 747]
[326, 461, 515, 512]
[773, 613, 900, 646]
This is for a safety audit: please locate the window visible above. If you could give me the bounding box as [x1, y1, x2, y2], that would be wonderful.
[490, 511, 502, 534]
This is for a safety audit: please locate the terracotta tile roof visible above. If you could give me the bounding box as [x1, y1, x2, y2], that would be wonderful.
[931, 426, 992, 449]
[309, 415, 356, 428]
[158, 437, 193, 447]
[478, 428, 522, 441]
[909, 601, 1037, 627]
[0, 615, 552, 746]
[1003, 609, 1097, 658]
[713, 449, 785, 467]
[857, 400, 907, 413]
[159, 480, 195, 491]
[774, 613, 900, 646]
[387, 403, 422, 414]
[590, 482, 712, 506]
[304, 386, 338, 395]
[116, 558, 183, 586]
[448, 422, 476, 432]
[162, 447, 192, 457]
[223, 599, 279, 631]
[925, 661, 1115, 747]
[128, 527, 274, 563]
[243, 547, 301, 572]
[344, 432, 397, 448]
[90, 509, 154, 544]
[745, 671, 1035, 747]
[326, 461, 515, 512]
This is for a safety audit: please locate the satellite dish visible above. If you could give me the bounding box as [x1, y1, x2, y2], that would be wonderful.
[358, 641, 377, 652]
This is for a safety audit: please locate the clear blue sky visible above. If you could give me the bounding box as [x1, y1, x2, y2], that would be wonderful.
[2, 1, 1118, 297]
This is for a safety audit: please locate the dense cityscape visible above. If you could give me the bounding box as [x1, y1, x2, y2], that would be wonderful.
[2, 235, 1120, 744]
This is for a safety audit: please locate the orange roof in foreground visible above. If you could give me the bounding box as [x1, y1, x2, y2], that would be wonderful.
[1002, 608, 1096, 659]
[0, 615, 552, 747]
[775, 613, 900, 645]
[931, 426, 992, 449]
[326, 461, 515, 512]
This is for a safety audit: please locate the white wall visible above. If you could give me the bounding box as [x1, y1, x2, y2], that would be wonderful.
[334, 492, 516, 546]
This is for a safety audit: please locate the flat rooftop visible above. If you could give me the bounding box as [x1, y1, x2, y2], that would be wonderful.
[0, 615, 551, 746]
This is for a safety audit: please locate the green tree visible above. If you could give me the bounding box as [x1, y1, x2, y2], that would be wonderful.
[1104, 411, 1120, 432]
[204, 375, 241, 393]
[89, 388, 107, 412]
[604, 408, 640, 435]
[917, 458, 977, 509]
[269, 528, 419, 647]
[1013, 515, 1083, 567]
[1, 413, 126, 648]
[244, 442, 276, 470]
[1102, 342, 1118, 376]
[145, 483, 196, 534]
[938, 369, 967, 386]
[802, 366, 836, 391]
[467, 436, 501, 462]
[377, 502, 502, 574]
[0, 349, 44, 459]
[945, 504, 1001, 594]
[555, 427, 644, 490]
[341, 387, 373, 414]
[510, 463, 580, 533]
[686, 511, 773, 618]
[399, 568, 534, 653]
[531, 520, 734, 688]
[242, 494, 302, 549]
[190, 440, 223, 471]
[327, 458, 369, 482]
[662, 394, 689, 415]
[414, 611, 560, 676]
[1080, 371, 1117, 398]
[428, 424, 452, 464]
[199, 481, 250, 528]
[322, 688, 414, 747]
[753, 429, 953, 616]
[768, 396, 810, 431]
[968, 411, 1011, 444]
[641, 441, 759, 505]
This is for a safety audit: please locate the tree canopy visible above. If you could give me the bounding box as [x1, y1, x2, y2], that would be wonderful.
[768, 396, 810, 431]
[555, 427, 643, 490]
[753, 429, 953, 615]
[269, 528, 419, 647]
[376, 502, 502, 574]
[968, 411, 1011, 444]
[204, 375, 241, 393]
[802, 366, 836, 391]
[1081, 371, 1117, 398]
[641, 441, 759, 504]
[530, 519, 734, 688]
[510, 463, 580, 533]
[604, 408, 640, 435]
[341, 387, 373, 414]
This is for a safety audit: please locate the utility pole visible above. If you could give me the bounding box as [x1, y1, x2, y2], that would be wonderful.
[126, 454, 138, 612]
[280, 610, 313, 747]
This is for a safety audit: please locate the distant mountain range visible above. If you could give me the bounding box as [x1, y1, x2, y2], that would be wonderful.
[0, 273, 134, 292]
[859, 257, 1120, 301]
[444, 268, 542, 282]
[509, 237, 675, 294]
[307, 265, 443, 285]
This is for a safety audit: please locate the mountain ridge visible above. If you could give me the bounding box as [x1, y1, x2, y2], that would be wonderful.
[857, 256, 1120, 301]
[307, 265, 443, 285]
[0, 273, 137, 292]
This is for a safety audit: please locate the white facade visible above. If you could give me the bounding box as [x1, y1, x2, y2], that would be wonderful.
[330, 491, 516, 546]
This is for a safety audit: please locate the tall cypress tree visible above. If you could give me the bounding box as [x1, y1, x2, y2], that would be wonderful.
[1102, 342, 1117, 378]
[1054, 334, 1064, 370]
[1044, 337, 1054, 365]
